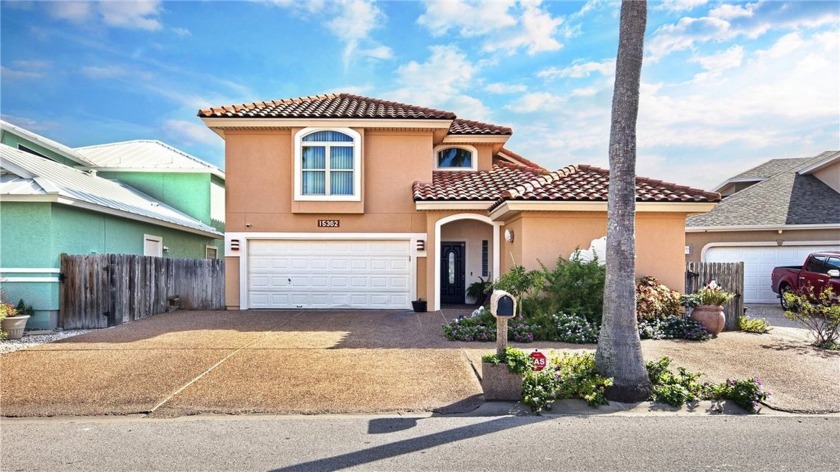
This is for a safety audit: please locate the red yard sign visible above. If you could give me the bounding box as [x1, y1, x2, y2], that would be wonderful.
[530, 350, 547, 371]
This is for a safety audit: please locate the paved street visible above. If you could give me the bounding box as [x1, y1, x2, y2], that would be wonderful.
[2, 412, 839, 471]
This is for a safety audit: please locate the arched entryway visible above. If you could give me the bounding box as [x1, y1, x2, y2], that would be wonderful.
[433, 214, 500, 311]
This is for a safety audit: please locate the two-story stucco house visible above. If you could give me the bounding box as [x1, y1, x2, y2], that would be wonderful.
[200, 93, 719, 312]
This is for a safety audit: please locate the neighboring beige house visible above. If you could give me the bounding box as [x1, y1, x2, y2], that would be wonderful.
[200, 93, 718, 311]
[686, 151, 840, 304]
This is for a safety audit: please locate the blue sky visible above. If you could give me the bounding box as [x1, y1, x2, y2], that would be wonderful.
[2, 0, 838, 190]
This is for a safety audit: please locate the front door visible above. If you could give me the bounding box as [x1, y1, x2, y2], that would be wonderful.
[441, 242, 466, 304]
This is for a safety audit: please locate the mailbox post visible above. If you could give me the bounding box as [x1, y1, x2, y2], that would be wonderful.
[490, 290, 517, 356]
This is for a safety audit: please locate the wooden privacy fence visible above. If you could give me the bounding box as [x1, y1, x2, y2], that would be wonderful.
[685, 261, 744, 331]
[60, 254, 225, 329]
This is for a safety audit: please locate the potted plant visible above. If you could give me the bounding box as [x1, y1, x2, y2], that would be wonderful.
[689, 280, 735, 336]
[480, 347, 530, 401]
[1, 297, 31, 340]
[411, 298, 427, 313]
[466, 276, 492, 306]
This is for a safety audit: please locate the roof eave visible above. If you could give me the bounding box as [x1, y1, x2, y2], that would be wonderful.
[686, 223, 840, 233]
[491, 201, 718, 221]
[414, 200, 497, 211]
[797, 151, 840, 175]
[201, 117, 454, 138]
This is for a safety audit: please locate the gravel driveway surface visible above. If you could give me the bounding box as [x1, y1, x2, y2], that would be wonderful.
[0, 310, 482, 417]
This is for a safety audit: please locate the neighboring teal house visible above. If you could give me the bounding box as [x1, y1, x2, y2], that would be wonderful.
[75, 140, 226, 242]
[0, 121, 224, 330]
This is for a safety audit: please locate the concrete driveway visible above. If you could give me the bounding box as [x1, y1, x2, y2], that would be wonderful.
[0, 310, 483, 417]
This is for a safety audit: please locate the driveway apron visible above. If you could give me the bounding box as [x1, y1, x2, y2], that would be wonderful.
[0, 310, 484, 417]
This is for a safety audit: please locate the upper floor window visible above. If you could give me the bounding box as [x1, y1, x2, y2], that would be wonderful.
[434, 145, 477, 171]
[294, 128, 362, 201]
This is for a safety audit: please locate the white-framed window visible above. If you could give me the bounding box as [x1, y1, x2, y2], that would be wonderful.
[294, 128, 362, 201]
[206, 246, 218, 259]
[144, 235, 163, 257]
[433, 145, 477, 171]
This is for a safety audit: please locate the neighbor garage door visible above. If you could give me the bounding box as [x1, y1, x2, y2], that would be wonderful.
[248, 239, 411, 309]
[705, 244, 840, 303]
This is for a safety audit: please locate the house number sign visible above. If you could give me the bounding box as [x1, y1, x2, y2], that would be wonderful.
[317, 219, 340, 228]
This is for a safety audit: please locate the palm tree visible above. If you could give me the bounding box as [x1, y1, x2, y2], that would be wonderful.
[595, 0, 652, 402]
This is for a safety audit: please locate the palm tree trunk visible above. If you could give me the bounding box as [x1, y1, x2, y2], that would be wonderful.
[595, 0, 652, 402]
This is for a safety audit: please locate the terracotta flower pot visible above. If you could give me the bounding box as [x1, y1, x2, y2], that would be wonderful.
[690, 305, 725, 336]
[1, 315, 30, 340]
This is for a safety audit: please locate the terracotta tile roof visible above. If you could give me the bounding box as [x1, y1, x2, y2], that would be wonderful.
[198, 93, 456, 120]
[497, 147, 545, 170]
[413, 161, 548, 201]
[489, 165, 721, 210]
[449, 118, 512, 135]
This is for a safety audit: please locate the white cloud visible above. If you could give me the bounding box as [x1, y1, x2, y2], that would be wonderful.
[709, 2, 758, 21]
[388, 45, 488, 119]
[163, 119, 223, 148]
[506, 92, 566, 113]
[1, 60, 52, 80]
[271, 0, 391, 65]
[538, 59, 615, 79]
[47, 1, 93, 22]
[45, 0, 163, 31]
[484, 2, 564, 55]
[171, 27, 191, 37]
[417, 0, 517, 37]
[485, 82, 528, 94]
[81, 65, 128, 79]
[570, 86, 599, 97]
[657, 0, 709, 13]
[689, 45, 744, 80]
[417, 0, 564, 55]
[639, 30, 839, 149]
[0, 66, 45, 80]
[98, 1, 162, 31]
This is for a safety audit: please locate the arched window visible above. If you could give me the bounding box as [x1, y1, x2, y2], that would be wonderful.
[434, 145, 477, 171]
[294, 128, 361, 200]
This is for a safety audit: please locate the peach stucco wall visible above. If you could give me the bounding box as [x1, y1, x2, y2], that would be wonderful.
[502, 212, 688, 292]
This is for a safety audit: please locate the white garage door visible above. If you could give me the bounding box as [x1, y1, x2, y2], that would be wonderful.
[248, 239, 411, 309]
[705, 245, 840, 303]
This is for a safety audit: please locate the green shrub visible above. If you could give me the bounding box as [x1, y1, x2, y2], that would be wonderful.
[784, 287, 840, 349]
[738, 315, 772, 334]
[646, 356, 771, 413]
[646, 357, 705, 406]
[636, 276, 683, 320]
[535, 254, 605, 324]
[493, 265, 540, 301]
[521, 352, 613, 412]
[481, 347, 533, 375]
[696, 284, 736, 306]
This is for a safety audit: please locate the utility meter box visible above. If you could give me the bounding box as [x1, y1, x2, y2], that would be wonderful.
[490, 290, 516, 318]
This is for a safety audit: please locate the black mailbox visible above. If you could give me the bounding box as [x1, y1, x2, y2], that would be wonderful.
[497, 295, 515, 317]
[491, 290, 517, 318]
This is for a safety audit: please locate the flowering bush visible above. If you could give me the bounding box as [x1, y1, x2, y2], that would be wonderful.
[738, 315, 772, 334]
[508, 319, 535, 343]
[719, 377, 771, 413]
[638, 317, 710, 341]
[550, 312, 600, 344]
[442, 315, 496, 342]
[636, 276, 683, 320]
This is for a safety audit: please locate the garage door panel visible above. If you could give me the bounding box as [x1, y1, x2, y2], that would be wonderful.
[248, 239, 411, 309]
[705, 244, 840, 303]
